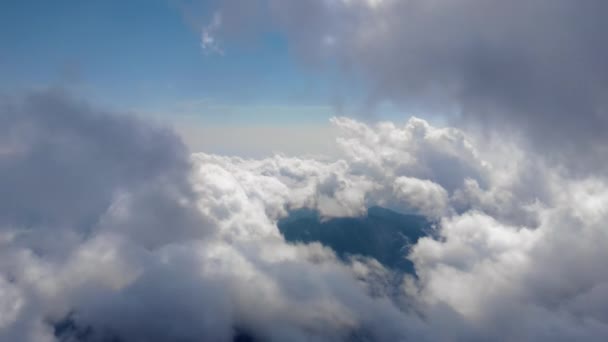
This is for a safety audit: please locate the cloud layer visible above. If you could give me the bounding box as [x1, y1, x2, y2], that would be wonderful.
[1, 89, 608, 341]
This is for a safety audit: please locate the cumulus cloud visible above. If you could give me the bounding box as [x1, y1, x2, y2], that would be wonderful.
[0, 90, 214, 340]
[410, 184, 608, 340]
[189, 111, 608, 340]
[393, 177, 448, 219]
[3, 0, 608, 340]
[0, 91, 433, 341]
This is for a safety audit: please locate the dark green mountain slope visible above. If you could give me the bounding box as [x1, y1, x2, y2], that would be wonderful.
[278, 206, 432, 274]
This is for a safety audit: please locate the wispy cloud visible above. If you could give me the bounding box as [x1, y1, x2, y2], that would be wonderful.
[201, 11, 223, 55]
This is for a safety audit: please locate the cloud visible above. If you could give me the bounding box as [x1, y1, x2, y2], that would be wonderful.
[209, 0, 608, 172]
[393, 176, 448, 219]
[410, 182, 608, 340]
[0, 91, 434, 341]
[0, 89, 208, 247]
[201, 11, 224, 54]
[0, 89, 216, 340]
[2, 89, 608, 341]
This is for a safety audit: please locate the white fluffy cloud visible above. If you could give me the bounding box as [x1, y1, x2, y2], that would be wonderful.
[2, 90, 608, 341]
[410, 179, 608, 339]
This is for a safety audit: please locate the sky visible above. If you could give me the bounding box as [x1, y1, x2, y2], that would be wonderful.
[1, 1, 356, 142]
[0, 0, 410, 156]
[2, 1, 608, 341]
[0, 0, 315, 109]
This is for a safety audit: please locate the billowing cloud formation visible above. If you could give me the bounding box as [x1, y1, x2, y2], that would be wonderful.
[0, 91, 433, 341]
[208, 0, 608, 171]
[411, 179, 608, 340]
[2, 90, 608, 341]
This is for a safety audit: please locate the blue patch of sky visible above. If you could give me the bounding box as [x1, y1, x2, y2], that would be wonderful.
[0, 0, 418, 126]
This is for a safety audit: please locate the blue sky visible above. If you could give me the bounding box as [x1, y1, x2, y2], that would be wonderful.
[0, 0, 350, 124]
[0, 0, 414, 156]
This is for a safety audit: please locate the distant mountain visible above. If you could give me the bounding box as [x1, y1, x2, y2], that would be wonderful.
[278, 206, 433, 274]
